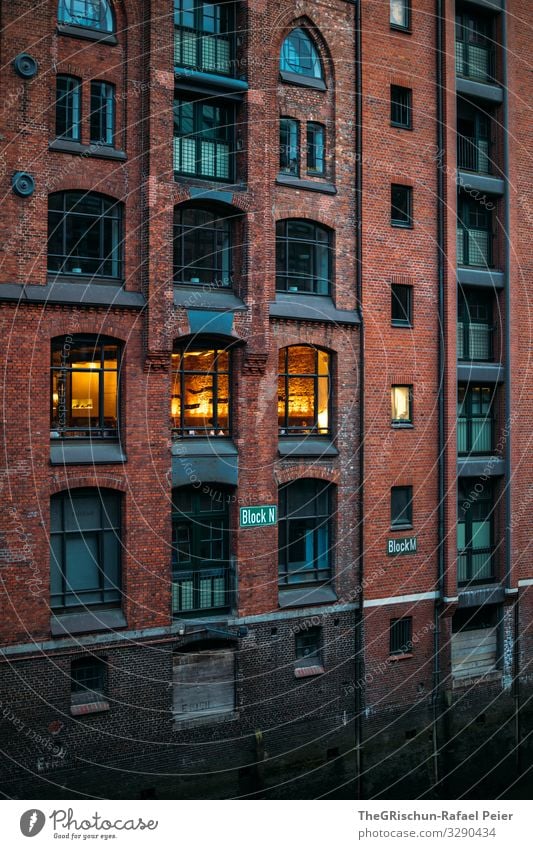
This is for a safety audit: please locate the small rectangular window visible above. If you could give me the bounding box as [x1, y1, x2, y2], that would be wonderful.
[71, 657, 107, 706]
[391, 85, 412, 128]
[391, 485, 413, 528]
[280, 117, 299, 176]
[391, 385, 412, 424]
[295, 627, 321, 664]
[56, 75, 81, 141]
[391, 284, 412, 326]
[90, 81, 115, 146]
[306, 122, 325, 175]
[390, 0, 410, 30]
[390, 617, 412, 655]
[391, 184, 413, 227]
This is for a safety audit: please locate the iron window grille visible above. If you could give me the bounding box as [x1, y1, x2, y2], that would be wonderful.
[458, 385, 495, 456]
[278, 479, 333, 587]
[391, 184, 413, 227]
[390, 0, 410, 30]
[457, 479, 495, 584]
[280, 117, 300, 176]
[280, 28, 323, 81]
[173, 0, 234, 76]
[56, 75, 82, 141]
[173, 206, 234, 286]
[391, 283, 412, 326]
[276, 219, 332, 295]
[391, 385, 412, 425]
[50, 488, 121, 610]
[171, 486, 232, 614]
[457, 290, 494, 361]
[391, 485, 413, 528]
[390, 85, 412, 129]
[51, 336, 120, 439]
[278, 345, 331, 436]
[455, 12, 495, 82]
[47, 191, 123, 279]
[171, 346, 231, 437]
[173, 98, 234, 182]
[71, 657, 107, 705]
[58, 0, 114, 33]
[306, 122, 326, 175]
[389, 617, 413, 655]
[90, 80, 115, 146]
[457, 199, 494, 267]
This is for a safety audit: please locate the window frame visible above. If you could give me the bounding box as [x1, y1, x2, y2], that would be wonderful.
[90, 80, 116, 146]
[55, 75, 82, 141]
[58, 0, 115, 34]
[390, 85, 412, 129]
[390, 0, 411, 32]
[457, 479, 495, 584]
[457, 289, 494, 362]
[389, 617, 413, 655]
[279, 117, 300, 177]
[390, 485, 413, 529]
[391, 384, 413, 426]
[278, 479, 333, 588]
[173, 205, 234, 287]
[280, 28, 324, 85]
[70, 657, 107, 706]
[457, 384, 495, 456]
[171, 345, 232, 437]
[47, 191, 123, 281]
[50, 488, 122, 611]
[276, 218, 332, 296]
[173, 97, 235, 183]
[295, 627, 322, 666]
[173, 0, 235, 76]
[51, 335, 120, 439]
[278, 345, 331, 437]
[306, 122, 326, 176]
[391, 283, 413, 327]
[391, 184, 413, 228]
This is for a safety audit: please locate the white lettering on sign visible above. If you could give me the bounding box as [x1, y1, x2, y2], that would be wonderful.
[387, 537, 418, 556]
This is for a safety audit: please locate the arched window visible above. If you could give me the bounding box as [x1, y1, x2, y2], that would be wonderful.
[276, 219, 332, 294]
[58, 0, 114, 34]
[51, 335, 120, 439]
[172, 486, 231, 614]
[173, 206, 234, 286]
[47, 191, 123, 279]
[278, 346, 331, 436]
[278, 478, 333, 586]
[280, 28, 323, 81]
[50, 488, 121, 610]
[171, 345, 231, 436]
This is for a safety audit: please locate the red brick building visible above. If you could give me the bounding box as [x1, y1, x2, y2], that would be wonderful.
[0, 0, 531, 799]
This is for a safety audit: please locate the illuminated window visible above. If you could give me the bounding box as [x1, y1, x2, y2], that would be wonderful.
[391, 385, 412, 424]
[58, 0, 114, 33]
[278, 346, 331, 436]
[390, 0, 410, 30]
[171, 347, 230, 436]
[280, 28, 323, 81]
[51, 336, 119, 438]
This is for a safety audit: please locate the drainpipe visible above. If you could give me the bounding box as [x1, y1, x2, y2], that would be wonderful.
[355, 0, 364, 801]
[433, 0, 446, 793]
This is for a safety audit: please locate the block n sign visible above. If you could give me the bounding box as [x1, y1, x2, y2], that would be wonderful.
[387, 536, 418, 556]
[240, 505, 277, 528]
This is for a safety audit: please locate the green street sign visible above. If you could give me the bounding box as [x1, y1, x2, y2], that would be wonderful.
[240, 505, 277, 528]
[387, 536, 418, 556]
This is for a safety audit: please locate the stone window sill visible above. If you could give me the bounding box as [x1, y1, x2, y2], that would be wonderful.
[388, 653, 413, 662]
[70, 701, 110, 716]
[49, 139, 126, 160]
[280, 70, 326, 91]
[390, 524, 413, 532]
[276, 174, 336, 195]
[392, 422, 414, 429]
[173, 710, 238, 730]
[57, 23, 117, 44]
[294, 664, 325, 678]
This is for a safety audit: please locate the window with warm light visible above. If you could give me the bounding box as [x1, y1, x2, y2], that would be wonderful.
[51, 336, 119, 439]
[391, 385, 412, 424]
[278, 346, 331, 436]
[171, 347, 230, 436]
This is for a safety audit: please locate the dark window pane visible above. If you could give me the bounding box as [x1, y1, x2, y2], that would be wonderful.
[278, 479, 333, 586]
[391, 284, 412, 325]
[390, 0, 409, 29]
[306, 123, 325, 174]
[391, 486, 413, 527]
[390, 617, 412, 654]
[280, 28, 323, 80]
[56, 75, 81, 140]
[276, 219, 332, 295]
[391, 184, 412, 226]
[173, 205, 233, 286]
[174, 98, 234, 181]
[280, 118, 299, 176]
[90, 81, 115, 145]
[391, 85, 412, 128]
[47, 192, 122, 279]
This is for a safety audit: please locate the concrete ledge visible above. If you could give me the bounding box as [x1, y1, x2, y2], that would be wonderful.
[280, 70, 326, 90]
[457, 171, 505, 196]
[270, 293, 360, 326]
[457, 457, 504, 477]
[457, 267, 505, 288]
[276, 175, 337, 194]
[457, 362, 504, 383]
[70, 701, 110, 716]
[50, 440, 126, 465]
[457, 584, 505, 607]
[294, 664, 324, 678]
[0, 282, 144, 309]
[171, 438, 238, 487]
[174, 285, 247, 312]
[456, 77, 503, 104]
[278, 585, 337, 609]
[49, 139, 127, 160]
[278, 437, 338, 458]
[57, 24, 117, 44]
[51, 609, 127, 636]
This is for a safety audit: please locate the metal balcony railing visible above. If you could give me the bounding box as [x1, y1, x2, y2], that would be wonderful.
[455, 40, 495, 83]
[174, 26, 232, 75]
[457, 320, 493, 361]
[457, 226, 493, 267]
[173, 136, 231, 181]
[172, 565, 232, 614]
[457, 134, 491, 174]
[457, 548, 495, 583]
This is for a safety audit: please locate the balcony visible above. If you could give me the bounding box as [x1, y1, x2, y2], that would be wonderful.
[174, 26, 232, 76]
[457, 319, 493, 360]
[457, 226, 493, 268]
[455, 39, 495, 83]
[172, 565, 232, 615]
[457, 548, 494, 584]
[457, 134, 491, 173]
[457, 415, 493, 455]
